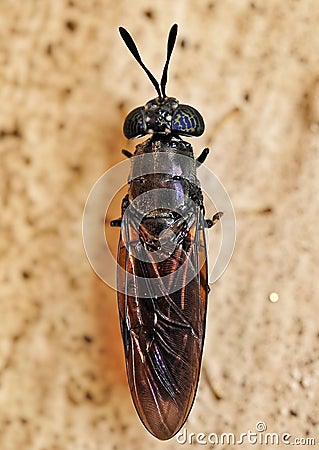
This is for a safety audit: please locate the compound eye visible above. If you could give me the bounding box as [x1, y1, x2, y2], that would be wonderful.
[123, 106, 146, 139]
[172, 104, 205, 136]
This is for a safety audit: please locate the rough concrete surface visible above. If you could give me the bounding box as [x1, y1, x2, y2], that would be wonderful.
[1, 0, 318, 449]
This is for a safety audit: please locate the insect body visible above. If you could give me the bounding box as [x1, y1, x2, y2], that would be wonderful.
[111, 24, 221, 440]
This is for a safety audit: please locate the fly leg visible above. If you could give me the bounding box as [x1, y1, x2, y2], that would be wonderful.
[110, 218, 122, 227]
[205, 211, 223, 228]
[195, 148, 223, 227]
[110, 194, 130, 227]
[196, 147, 209, 166]
[122, 149, 133, 158]
[110, 153, 131, 226]
[194, 149, 223, 227]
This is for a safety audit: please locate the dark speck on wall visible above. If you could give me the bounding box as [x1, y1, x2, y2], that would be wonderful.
[86, 391, 93, 401]
[70, 164, 82, 173]
[243, 91, 251, 102]
[13, 127, 21, 138]
[180, 39, 187, 49]
[46, 43, 53, 56]
[143, 9, 154, 20]
[83, 334, 93, 343]
[21, 270, 32, 280]
[65, 19, 78, 32]
[61, 87, 72, 97]
[0, 127, 22, 139]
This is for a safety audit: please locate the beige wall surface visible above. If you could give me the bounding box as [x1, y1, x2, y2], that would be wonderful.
[1, 0, 318, 449]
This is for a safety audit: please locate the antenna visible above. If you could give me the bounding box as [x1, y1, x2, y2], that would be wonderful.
[160, 24, 178, 98]
[119, 27, 162, 99]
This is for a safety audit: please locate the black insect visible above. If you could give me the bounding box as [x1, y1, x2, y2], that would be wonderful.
[111, 24, 222, 440]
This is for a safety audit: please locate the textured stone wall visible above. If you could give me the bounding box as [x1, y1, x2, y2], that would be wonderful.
[1, 0, 318, 449]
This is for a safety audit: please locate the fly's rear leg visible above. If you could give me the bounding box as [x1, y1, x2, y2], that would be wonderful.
[110, 194, 130, 227]
[205, 211, 223, 228]
[195, 148, 223, 228]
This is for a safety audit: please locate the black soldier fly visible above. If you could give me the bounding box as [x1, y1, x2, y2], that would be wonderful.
[110, 24, 222, 440]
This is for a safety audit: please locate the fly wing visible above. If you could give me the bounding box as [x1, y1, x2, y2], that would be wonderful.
[117, 207, 208, 440]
